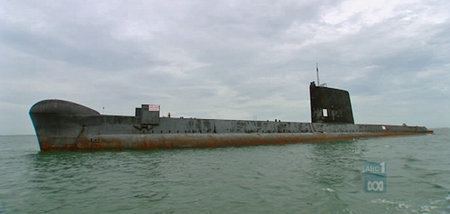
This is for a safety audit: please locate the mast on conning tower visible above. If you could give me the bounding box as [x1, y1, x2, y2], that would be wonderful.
[316, 63, 320, 86]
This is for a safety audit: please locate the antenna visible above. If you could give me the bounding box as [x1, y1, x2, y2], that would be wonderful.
[316, 63, 320, 85]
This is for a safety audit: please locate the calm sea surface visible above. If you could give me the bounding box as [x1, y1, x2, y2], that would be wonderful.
[0, 129, 449, 213]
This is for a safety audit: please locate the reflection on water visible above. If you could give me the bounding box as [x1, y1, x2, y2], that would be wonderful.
[0, 131, 449, 213]
[309, 140, 364, 186]
[24, 151, 173, 213]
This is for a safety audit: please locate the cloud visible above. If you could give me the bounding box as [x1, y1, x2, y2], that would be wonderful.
[0, 0, 449, 134]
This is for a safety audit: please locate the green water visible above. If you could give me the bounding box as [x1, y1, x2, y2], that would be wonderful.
[0, 130, 449, 213]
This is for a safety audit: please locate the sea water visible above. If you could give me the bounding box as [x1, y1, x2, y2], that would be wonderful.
[0, 129, 449, 213]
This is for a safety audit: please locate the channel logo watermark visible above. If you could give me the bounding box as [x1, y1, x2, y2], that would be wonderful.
[363, 161, 386, 193]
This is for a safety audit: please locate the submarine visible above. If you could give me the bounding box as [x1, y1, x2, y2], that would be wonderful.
[29, 70, 432, 151]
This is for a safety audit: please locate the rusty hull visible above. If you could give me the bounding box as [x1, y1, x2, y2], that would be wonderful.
[30, 99, 433, 152]
[38, 132, 432, 151]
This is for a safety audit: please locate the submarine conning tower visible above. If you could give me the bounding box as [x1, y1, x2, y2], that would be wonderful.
[309, 82, 354, 124]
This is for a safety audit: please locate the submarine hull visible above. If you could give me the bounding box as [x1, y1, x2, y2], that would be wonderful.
[36, 132, 431, 151]
[30, 100, 432, 151]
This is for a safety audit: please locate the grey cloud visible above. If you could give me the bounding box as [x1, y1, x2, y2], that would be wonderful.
[0, 0, 449, 134]
[0, 22, 164, 71]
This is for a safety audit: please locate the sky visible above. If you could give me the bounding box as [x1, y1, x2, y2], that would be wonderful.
[1, 0, 449, 134]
